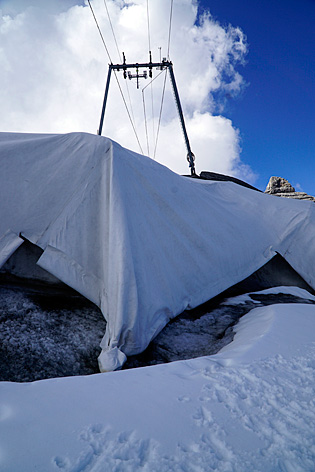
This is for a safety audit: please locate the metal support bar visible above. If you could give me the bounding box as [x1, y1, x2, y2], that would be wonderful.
[111, 60, 171, 71]
[97, 57, 196, 175]
[128, 69, 148, 88]
[98, 65, 112, 136]
[168, 64, 195, 175]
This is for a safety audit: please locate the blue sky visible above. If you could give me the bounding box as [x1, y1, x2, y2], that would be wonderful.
[201, 0, 315, 193]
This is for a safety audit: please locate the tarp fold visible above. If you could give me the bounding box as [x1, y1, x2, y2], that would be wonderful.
[1, 131, 314, 371]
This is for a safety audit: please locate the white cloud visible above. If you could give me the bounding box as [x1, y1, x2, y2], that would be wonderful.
[294, 182, 302, 192]
[0, 0, 255, 180]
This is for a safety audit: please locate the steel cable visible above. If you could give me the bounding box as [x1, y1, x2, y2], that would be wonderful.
[88, 0, 143, 153]
[153, 69, 168, 160]
[167, 0, 174, 59]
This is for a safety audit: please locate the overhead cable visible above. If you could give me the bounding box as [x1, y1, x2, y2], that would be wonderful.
[146, 0, 152, 52]
[145, 0, 155, 154]
[167, 0, 174, 59]
[141, 69, 165, 154]
[142, 69, 166, 92]
[88, 0, 112, 63]
[88, 0, 143, 154]
[142, 90, 150, 156]
[116, 76, 144, 154]
[103, 0, 121, 61]
[103, 0, 136, 125]
[153, 69, 168, 160]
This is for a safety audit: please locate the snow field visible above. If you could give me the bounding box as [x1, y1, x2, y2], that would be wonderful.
[0, 295, 314, 471]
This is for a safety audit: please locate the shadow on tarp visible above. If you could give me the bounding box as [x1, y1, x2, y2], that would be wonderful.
[0, 239, 314, 381]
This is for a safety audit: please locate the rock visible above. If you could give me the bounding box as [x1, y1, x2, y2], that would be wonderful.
[265, 176, 295, 194]
[265, 176, 315, 202]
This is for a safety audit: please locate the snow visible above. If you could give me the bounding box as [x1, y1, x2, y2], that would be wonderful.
[1, 291, 314, 471]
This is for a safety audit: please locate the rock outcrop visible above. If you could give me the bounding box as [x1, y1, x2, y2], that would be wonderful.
[265, 176, 315, 202]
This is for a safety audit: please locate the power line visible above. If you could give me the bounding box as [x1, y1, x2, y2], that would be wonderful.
[153, 69, 168, 160]
[103, 0, 136, 126]
[142, 70, 166, 158]
[142, 90, 150, 156]
[142, 69, 166, 92]
[146, 0, 151, 53]
[150, 79, 155, 151]
[145, 1, 155, 154]
[103, 0, 121, 61]
[115, 73, 144, 154]
[88, 0, 143, 154]
[167, 0, 174, 59]
[88, 0, 112, 63]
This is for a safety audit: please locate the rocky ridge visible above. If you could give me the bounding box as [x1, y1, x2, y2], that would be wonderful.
[265, 176, 315, 202]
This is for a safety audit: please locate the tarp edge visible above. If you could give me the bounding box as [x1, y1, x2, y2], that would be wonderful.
[0, 230, 24, 268]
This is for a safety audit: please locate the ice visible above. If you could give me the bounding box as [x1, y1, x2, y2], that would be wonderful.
[0, 284, 106, 382]
[0, 302, 314, 471]
[1, 283, 314, 381]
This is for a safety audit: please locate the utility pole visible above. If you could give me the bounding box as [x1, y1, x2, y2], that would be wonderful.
[98, 53, 196, 176]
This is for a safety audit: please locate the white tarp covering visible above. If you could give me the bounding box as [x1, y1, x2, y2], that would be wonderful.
[0, 131, 314, 371]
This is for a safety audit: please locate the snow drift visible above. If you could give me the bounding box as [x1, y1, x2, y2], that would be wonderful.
[0, 131, 314, 371]
[1, 295, 315, 471]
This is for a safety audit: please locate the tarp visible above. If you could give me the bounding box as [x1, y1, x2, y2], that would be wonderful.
[1, 131, 314, 371]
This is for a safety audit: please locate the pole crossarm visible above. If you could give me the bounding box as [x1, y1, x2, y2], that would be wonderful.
[98, 56, 196, 175]
[111, 60, 171, 71]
